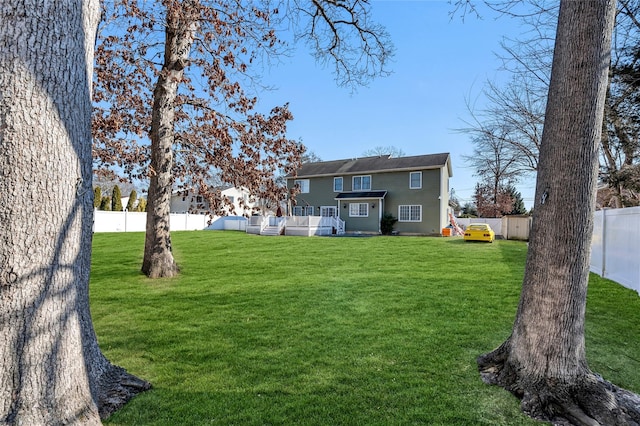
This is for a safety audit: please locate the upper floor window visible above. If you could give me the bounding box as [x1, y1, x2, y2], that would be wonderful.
[352, 175, 371, 191]
[294, 179, 310, 193]
[333, 177, 343, 192]
[410, 172, 422, 189]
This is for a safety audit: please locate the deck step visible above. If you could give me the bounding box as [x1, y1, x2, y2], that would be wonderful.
[260, 226, 281, 236]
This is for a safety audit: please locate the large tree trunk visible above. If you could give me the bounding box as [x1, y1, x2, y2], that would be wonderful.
[142, 7, 198, 278]
[478, 1, 640, 425]
[0, 1, 150, 423]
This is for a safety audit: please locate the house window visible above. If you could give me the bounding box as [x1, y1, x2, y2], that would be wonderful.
[349, 203, 369, 217]
[333, 177, 343, 192]
[293, 206, 314, 216]
[227, 196, 235, 203]
[294, 179, 310, 193]
[410, 172, 422, 189]
[320, 206, 337, 217]
[352, 175, 371, 191]
[398, 205, 422, 222]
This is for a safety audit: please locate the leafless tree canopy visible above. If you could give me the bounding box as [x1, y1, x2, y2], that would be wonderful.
[288, 0, 393, 89]
[458, 0, 640, 208]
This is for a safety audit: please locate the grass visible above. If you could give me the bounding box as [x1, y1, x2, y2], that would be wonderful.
[90, 231, 640, 425]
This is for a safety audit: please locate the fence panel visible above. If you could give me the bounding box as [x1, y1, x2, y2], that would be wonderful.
[455, 218, 503, 235]
[591, 206, 640, 294]
[94, 210, 246, 233]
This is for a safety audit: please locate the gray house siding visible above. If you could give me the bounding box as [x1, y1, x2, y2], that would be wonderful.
[287, 153, 452, 235]
[380, 169, 442, 235]
[293, 175, 339, 214]
[342, 205, 380, 233]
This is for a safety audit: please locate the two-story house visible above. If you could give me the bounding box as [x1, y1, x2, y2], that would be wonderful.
[286, 153, 452, 235]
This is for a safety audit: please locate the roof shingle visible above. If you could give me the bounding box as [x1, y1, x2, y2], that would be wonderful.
[289, 153, 450, 178]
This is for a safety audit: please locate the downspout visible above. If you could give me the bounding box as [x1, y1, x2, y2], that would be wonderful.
[378, 198, 383, 234]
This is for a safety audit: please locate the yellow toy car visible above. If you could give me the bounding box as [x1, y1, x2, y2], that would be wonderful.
[464, 223, 495, 242]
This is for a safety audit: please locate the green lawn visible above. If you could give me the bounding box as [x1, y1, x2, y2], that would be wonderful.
[90, 231, 640, 425]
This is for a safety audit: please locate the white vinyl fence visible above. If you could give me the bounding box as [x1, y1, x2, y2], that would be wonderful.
[590, 206, 640, 295]
[455, 218, 503, 235]
[93, 210, 247, 233]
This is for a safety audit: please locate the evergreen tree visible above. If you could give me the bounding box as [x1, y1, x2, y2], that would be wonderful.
[461, 202, 478, 217]
[505, 185, 527, 215]
[100, 196, 111, 211]
[136, 198, 147, 212]
[112, 185, 123, 211]
[93, 186, 101, 209]
[126, 189, 137, 211]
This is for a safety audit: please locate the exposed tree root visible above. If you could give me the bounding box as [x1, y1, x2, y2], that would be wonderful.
[478, 344, 640, 426]
[96, 364, 152, 419]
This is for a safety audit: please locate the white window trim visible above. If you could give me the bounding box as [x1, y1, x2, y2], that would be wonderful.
[349, 202, 369, 217]
[409, 171, 422, 189]
[293, 205, 315, 216]
[294, 179, 310, 193]
[320, 206, 338, 217]
[352, 175, 372, 191]
[398, 205, 422, 222]
[333, 177, 343, 192]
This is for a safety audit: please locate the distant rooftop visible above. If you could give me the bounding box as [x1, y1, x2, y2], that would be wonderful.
[289, 153, 451, 178]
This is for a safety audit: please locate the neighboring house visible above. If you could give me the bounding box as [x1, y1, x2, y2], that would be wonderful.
[170, 186, 257, 215]
[286, 153, 452, 235]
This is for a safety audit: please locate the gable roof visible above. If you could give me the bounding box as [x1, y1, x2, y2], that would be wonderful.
[289, 153, 452, 179]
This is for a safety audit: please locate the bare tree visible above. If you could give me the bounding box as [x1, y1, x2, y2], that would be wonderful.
[478, 1, 640, 424]
[457, 2, 557, 187]
[600, 0, 640, 207]
[0, 0, 149, 423]
[362, 146, 406, 158]
[462, 1, 640, 209]
[461, 76, 544, 176]
[288, 0, 393, 89]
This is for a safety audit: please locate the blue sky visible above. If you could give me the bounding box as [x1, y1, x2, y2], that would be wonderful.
[256, 1, 538, 209]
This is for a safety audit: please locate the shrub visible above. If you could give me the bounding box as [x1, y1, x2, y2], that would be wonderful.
[126, 189, 137, 211]
[136, 198, 147, 212]
[380, 213, 398, 235]
[111, 185, 123, 211]
[100, 196, 111, 211]
[93, 187, 101, 209]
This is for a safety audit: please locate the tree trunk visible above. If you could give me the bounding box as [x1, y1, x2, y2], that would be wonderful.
[0, 1, 149, 423]
[142, 7, 198, 278]
[478, 1, 640, 425]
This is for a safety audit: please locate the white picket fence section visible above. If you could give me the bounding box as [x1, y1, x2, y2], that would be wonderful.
[93, 210, 247, 233]
[591, 206, 640, 294]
